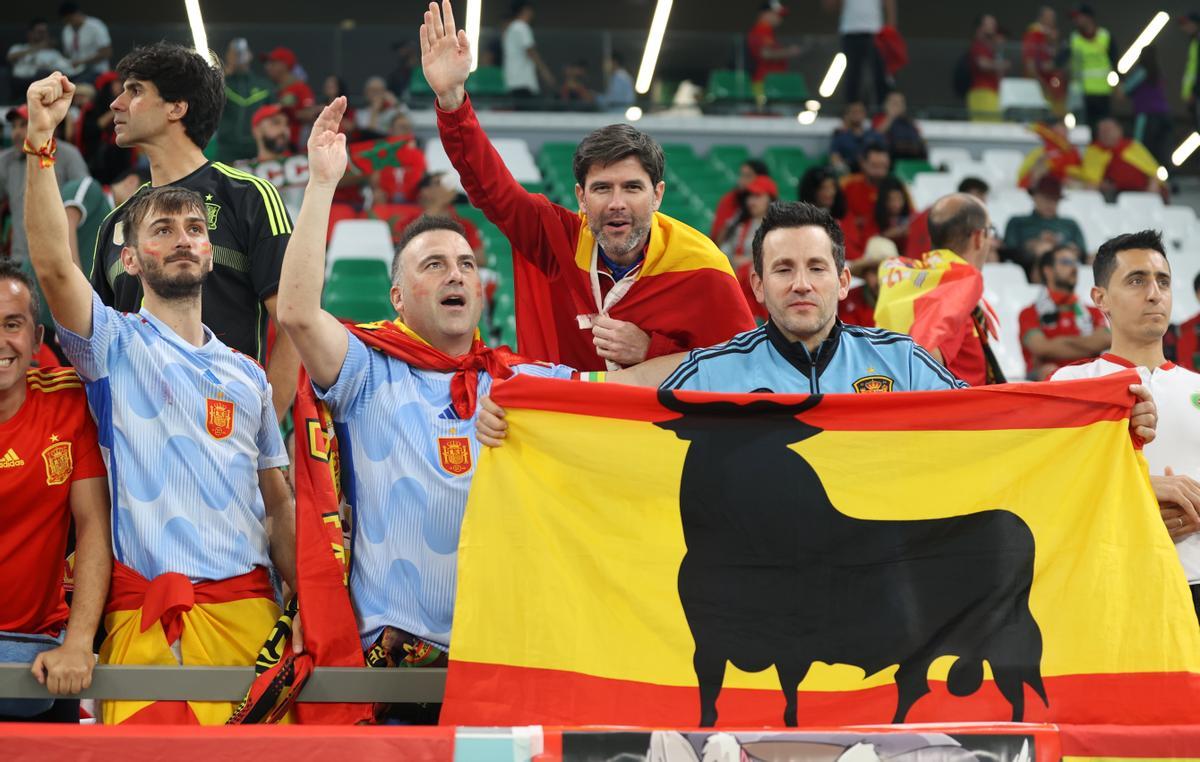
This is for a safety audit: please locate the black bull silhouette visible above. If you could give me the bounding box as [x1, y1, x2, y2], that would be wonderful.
[654, 391, 1047, 727]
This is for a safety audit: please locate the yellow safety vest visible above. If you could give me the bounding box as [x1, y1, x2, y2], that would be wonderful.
[1071, 28, 1112, 96]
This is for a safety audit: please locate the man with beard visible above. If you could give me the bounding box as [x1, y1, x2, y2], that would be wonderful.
[421, 0, 753, 371]
[240, 103, 309, 219]
[24, 72, 297, 725]
[1019, 245, 1109, 380]
[88, 42, 299, 422]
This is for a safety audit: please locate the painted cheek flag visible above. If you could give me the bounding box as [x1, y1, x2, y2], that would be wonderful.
[873, 248, 992, 357]
[441, 373, 1200, 730]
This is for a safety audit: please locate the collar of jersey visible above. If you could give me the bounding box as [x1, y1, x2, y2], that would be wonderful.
[138, 306, 217, 354]
[765, 318, 843, 379]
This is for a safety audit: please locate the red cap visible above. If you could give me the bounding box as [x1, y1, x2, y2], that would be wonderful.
[746, 175, 779, 198]
[261, 46, 297, 69]
[5, 104, 28, 122]
[94, 70, 119, 91]
[251, 103, 286, 129]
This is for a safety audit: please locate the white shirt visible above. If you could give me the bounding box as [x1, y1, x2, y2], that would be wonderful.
[503, 19, 539, 94]
[62, 16, 111, 72]
[840, 0, 884, 34]
[1051, 354, 1200, 584]
[7, 43, 72, 79]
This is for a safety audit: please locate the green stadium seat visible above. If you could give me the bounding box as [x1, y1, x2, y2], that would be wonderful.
[763, 72, 809, 103]
[705, 70, 753, 103]
[708, 145, 750, 175]
[408, 69, 434, 98]
[328, 258, 389, 282]
[323, 288, 395, 323]
[894, 159, 935, 184]
[467, 66, 506, 96]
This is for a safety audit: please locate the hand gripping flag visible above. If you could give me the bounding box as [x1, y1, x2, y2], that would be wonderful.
[441, 373, 1200, 728]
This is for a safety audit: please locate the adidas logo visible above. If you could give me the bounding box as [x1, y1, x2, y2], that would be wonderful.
[0, 448, 25, 468]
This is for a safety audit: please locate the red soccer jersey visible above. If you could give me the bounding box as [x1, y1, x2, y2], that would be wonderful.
[838, 284, 877, 327]
[0, 368, 105, 635]
[969, 39, 1001, 92]
[747, 21, 788, 83]
[1018, 290, 1107, 378]
[1176, 313, 1200, 372]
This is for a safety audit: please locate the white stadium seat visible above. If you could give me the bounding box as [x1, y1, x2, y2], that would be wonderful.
[998, 78, 1049, 114]
[910, 172, 958, 209]
[981, 148, 1025, 186]
[928, 147, 972, 170]
[1115, 192, 1165, 227]
[326, 219, 395, 274]
[424, 136, 542, 192]
[984, 262, 1040, 382]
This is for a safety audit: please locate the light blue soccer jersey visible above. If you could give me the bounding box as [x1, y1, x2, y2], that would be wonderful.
[661, 321, 967, 394]
[57, 293, 288, 582]
[317, 331, 575, 650]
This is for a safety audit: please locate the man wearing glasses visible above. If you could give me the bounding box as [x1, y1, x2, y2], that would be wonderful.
[1019, 245, 1110, 380]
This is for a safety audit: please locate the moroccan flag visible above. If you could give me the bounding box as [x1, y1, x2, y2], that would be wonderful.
[441, 373, 1200, 728]
[873, 248, 995, 359]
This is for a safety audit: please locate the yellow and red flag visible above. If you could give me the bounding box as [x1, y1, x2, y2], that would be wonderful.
[873, 249, 987, 355]
[442, 373, 1200, 729]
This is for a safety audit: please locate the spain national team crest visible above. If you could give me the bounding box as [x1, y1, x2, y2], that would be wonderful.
[41, 441, 73, 485]
[438, 436, 472, 476]
[852, 374, 895, 394]
[206, 398, 235, 439]
[205, 202, 221, 230]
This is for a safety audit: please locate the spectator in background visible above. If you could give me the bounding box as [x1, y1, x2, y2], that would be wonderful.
[321, 75, 357, 129]
[1182, 13, 1200, 129]
[503, 2, 554, 103]
[214, 38, 273, 164]
[0, 106, 88, 274]
[355, 76, 403, 136]
[839, 235, 897, 327]
[829, 101, 882, 174]
[1072, 117, 1166, 200]
[824, 0, 893, 108]
[711, 159, 771, 242]
[241, 104, 309, 219]
[967, 14, 1009, 121]
[1003, 176, 1085, 274]
[7, 19, 72, 100]
[58, 3, 110, 83]
[873, 91, 927, 161]
[1022, 6, 1067, 115]
[798, 165, 848, 220]
[1123, 45, 1172, 169]
[719, 174, 777, 267]
[872, 176, 912, 252]
[1169, 272, 1200, 371]
[1019, 245, 1109, 379]
[840, 143, 894, 259]
[62, 167, 146, 284]
[387, 41, 418, 100]
[1069, 4, 1116, 131]
[905, 176, 989, 258]
[70, 70, 129, 184]
[262, 46, 317, 150]
[747, 0, 801, 107]
[559, 60, 596, 107]
[1018, 119, 1081, 188]
[600, 52, 635, 112]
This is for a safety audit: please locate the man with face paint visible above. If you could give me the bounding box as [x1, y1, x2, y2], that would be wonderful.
[24, 72, 297, 726]
[422, 0, 754, 372]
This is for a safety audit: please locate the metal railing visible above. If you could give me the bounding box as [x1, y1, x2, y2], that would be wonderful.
[0, 664, 445, 703]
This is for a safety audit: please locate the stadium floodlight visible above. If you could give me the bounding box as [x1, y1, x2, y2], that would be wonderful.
[183, 0, 216, 67]
[1064, 113, 1076, 129]
[1157, 166, 1169, 182]
[1116, 11, 1170, 75]
[805, 99, 820, 111]
[466, 0, 482, 72]
[818, 53, 847, 99]
[1172, 132, 1200, 166]
[635, 0, 674, 95]
[625, 106, 643, 121]
[797, 110, 817, 125]
[1106, 71, 1119, 88]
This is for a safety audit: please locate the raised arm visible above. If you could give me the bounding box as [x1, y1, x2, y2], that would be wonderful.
[274, 97, 351, 391]
[23, 73, 95, 337]
[422, 0, 580, 274]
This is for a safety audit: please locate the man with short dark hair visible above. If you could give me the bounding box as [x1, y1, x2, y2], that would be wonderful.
[1051, 230, 1200, 620]
[1003, 175, 1086, 270]
[1019, 245, 1109, 380]
[661, 201, 964, 394]
[841, 143, 902, 259]
[422, 0, 753, 371]
[0, 259, 109, 724]
[88, 43, 299, 421]
[25, 72, 297, 725]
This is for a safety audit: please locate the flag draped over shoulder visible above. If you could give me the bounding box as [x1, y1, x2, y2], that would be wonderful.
[873, 249, 991, 354]
[441, 373, 1200, 728]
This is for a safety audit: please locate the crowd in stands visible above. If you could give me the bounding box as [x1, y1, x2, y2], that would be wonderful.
[0, 0, 1198, 730]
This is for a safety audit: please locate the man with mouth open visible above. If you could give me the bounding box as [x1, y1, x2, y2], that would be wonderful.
[24, 72, 297, 725]
[421, 0, 754, 372]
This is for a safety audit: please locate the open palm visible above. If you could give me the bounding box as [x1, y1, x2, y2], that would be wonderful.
[420, 0, 471, 102]
[307, 96, 348, 186]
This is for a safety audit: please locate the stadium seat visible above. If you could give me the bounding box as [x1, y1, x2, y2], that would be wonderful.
[998, 78, 1051, 119]
[1074, 265, 1096, 307]
[467, 66, 506, 96]
[408, 68, 435, 100]
[763, 72, 809, 103]
[1172, 259, 1200, 322]
[705, 69, 753, 103]
[708, 145, 750, 178]
[327, 219, 394, 274]
[322, 286, 395, 323]
[426, 136, 543, 189]
[328, 258, 389, 284]
[927, 147, 972, 170]
[983, 262, 1040, 381]
[326, 202, 361, 244]
[981, 149, 1025, 186]
[1115, 192, 1165, 226]
[1161, 206, 1200, 253]
[894, 159, 934, 184]
[909, 172, 957, 209]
